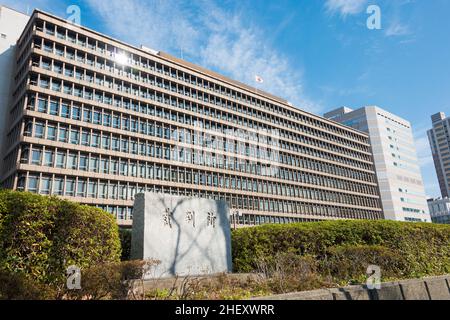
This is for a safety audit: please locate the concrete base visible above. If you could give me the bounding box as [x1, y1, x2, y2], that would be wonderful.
[131, 193, 232, 278]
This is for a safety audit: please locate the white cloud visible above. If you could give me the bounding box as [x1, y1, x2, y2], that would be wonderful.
[325, 0, 368, 17]
[385, 22, 411, 37]
[84, 0, 320, 113]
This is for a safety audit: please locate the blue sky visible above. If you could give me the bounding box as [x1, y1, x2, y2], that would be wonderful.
[4, 0, 450, 197]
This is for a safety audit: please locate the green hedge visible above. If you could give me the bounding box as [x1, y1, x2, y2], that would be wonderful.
[0, 190, 121, 287]
[232, 220, 450, 281]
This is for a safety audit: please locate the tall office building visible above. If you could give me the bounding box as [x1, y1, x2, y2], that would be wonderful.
[427, 198, 450, 225]
[427, 112, 450, 198]
[0, 6, 29, 157]
[1, 9, 383, 226]
[324, 106, 431, 222]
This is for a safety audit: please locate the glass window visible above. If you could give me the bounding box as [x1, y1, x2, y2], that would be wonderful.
[65, 179, 75, 196]
[47, 126, 56, 141]
[53, 178, 64, 195]
[81, 131, 90, 146]
[40, 178, 51, 195]
[79, 155, 88, 171]
[72, 105, 81, 120]
[38, 99, 47, 112]
[31, 149, 41, 165]
[56, 152, 66, 168]
[70, 129, 80, 144]
[90, 157, 99, 172]
[44, 151, 53, 166]
[58, 127, 68, 142]
[49, 101, 59, 115]
[35, 123, 45, 138]
[91, 134, 100, 148]
[61, 104, 70, 118]
[68, 154, 77, 169]
[77, 181, 86, 197]
[28, 176, 38, 193]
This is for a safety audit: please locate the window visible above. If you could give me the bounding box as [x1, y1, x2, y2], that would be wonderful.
[72, 105, 81, 120]
[58, 127, 68, 142]
[53, 179, 64, 195]
[65, 179, 75, 196]
[38, 99, 47, 112]
[56, 152, 66, 168]
[35, 123, 45, 138]
[61, 104, 70, 118]
[68, 154, 78, 169]
[81, 131, 90, 146]
[49, 101, 59, 115]
[40, 178, 51, 195]
[44, 151, 53, 167]
[70, 129, 80, 144]
[47, 126, 56, 141]
[77, 181, 86, 197]
[31, 149, 42, 165]
[79, 155, 88, 171]
[28, 176, 38, 193]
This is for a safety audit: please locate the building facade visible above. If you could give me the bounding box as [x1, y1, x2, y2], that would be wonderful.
[427, 112, 450, 198]
[427, 198, 450, 224]
[1, 9, 383, 226]
[325, 106, 431, 222]
[0, 6, 29, 158]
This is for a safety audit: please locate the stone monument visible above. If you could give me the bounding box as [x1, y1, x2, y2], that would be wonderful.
[131, 193, 232, 278]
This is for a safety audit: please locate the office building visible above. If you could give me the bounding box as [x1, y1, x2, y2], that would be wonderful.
[428, 112, 450, 198]
[325, 106, 431, 222]
[427, 198, 450, 224]
[1, 9, 383, 226]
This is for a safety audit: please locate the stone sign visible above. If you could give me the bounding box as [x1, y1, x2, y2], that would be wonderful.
[131, 193, 232, 278]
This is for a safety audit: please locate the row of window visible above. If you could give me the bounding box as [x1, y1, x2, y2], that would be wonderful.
[27, 21, 365, 146]
[21, 120, 378, 193]
[20, 145, 379, 207]
[16, 173, 381, 219]
[23, 95, 377, 178]
[25, 70, 372, 164]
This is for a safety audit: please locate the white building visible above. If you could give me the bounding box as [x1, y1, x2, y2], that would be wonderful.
[324, 106, 431, 222]
[0, 6, 29, 156]
[427, 198, 450, 224]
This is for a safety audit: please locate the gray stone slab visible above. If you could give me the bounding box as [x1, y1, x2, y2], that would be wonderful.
[253, 289, 333, 300]
[425, 278, 450, 300]
[372, 283, 404, 300]
[131, 193, 232, 278]
[332, 287, 371, 300]
[399, 280, 429, 300]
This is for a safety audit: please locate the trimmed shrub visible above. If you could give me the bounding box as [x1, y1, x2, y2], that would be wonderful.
[0, 190, 121, 288]
[119, 228, 132, 261]
[232, 220, 450, 283]
[64, 259, 160, 300]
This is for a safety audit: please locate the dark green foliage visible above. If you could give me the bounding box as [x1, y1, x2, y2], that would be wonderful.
[119, 228, 132, 261]
[232, 220, 450, 284]
[0, 190, 121, 288]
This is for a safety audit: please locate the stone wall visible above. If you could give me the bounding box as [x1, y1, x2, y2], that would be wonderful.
[252, 275, 450, 300]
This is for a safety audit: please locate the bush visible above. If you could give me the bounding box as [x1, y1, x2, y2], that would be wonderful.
[119, 228, 132, 261]
[0, 190, 121, 289]
[64, 259, 160, 300]
[0, 269, 56, 300]
[232, 220, 450, 284]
